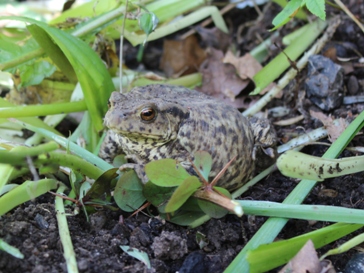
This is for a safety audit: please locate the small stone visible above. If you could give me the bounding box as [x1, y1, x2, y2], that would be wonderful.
[179, 251, 207, 273]
[305, 55, 344, 111]
[344, 253, 364, 273]
[347, 75, 359, 95]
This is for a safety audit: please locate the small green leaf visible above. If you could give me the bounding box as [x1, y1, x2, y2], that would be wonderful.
[165, 176, 201, 213]
[193, 151, 212, 181]
[69, 170, 84, 196]
[138, 12, 159, 36]
[272, 0, 302, 28]
[142, 181, 175, 210]
[79, 181, 92, 201]
[0, 239, 24, 259]
[305, 0, 326, 20]
[196, 232, 209, 249]
[145, 159, 190, 187]
[120, 245, 151, 269]
[114, 170, 145, 212]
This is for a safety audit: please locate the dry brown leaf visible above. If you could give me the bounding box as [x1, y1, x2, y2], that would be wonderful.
[160, 35, 206, 78]
[279, 240, 322, 273]
[310, 110, 347, 142]
[223, 51, 262, 80]
[197, 48, 251, 108]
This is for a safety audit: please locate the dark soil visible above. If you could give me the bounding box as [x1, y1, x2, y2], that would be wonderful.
[1, 1, 364, 272]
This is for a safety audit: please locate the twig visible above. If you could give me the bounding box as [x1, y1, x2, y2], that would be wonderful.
[334, 0, 364, 33]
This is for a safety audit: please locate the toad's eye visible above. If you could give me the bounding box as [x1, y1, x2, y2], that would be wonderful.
[140, 107, 157, 122]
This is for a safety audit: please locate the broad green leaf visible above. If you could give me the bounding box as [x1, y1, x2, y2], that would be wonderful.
[165, 176, 201, 213]
[306, 0, 326, 20]
[5, 16, 114, 131]
[0, 239, 24, 259]
[193, 151, 212, 181]
[85, 168, 117, 199]
[142, 181, 175, 210]
[27, 24, 77, 83]
[145, 159, 191, 187]
[114, 170, 145, 212]
[272, 0, 302, 28]
[120, 245, 151, 269]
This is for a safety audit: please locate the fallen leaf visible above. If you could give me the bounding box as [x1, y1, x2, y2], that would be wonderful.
[197, 48, 251, 108]
[310, 110, 347, 142]
[223, 51, 262, 80]
[160, 35, 206, 78]
[279, 240, 322, 273]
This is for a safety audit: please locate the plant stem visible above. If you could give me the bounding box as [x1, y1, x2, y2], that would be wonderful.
[0, 101, 87, 118]
[0, 48, 45, 71]
[37, 152, 104, 179]
[55, 183, 79, 273]
[0, 179, 59, 216]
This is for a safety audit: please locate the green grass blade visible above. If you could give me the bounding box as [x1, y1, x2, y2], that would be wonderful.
[0, 101, 87, 117]
[247, 223, 362, 273]
[239, 201, 364, 224]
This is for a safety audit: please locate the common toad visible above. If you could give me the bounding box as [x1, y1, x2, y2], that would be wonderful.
[100, 84, 276, 191]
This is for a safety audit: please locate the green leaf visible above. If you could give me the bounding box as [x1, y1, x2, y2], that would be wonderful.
[305, 0, 326, 20]
[246, 223, 362, 272]
[120, 245, 151, 269]
[193, 151, 212, 181]
[69, 170, 84, 196]
[161, 210, 208, 226]
[145, 159, 191, 187]
[138, 12, 159, 36]
[165, 176, 201, 213]
[85, 168, 117, 199]
[114, 170, 145, 212]
[0, 239, 24, 259]
[142, 181, 175, 211]
[6, 16, 114, 131]
[27, 24, 77, 83]
[272, 0, 302, 28]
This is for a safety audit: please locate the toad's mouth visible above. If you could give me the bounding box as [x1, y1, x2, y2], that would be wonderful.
[110, 128, 177, 143]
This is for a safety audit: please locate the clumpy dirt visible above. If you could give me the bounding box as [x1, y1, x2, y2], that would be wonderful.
[2, 1, 364, 273]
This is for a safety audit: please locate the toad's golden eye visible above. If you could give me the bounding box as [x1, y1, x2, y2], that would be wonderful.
[140, 107, 156, 121]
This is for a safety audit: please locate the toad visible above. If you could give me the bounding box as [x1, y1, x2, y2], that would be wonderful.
[100, 84, 276, 191]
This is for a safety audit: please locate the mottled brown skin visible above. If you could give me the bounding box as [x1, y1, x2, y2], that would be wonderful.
[100, 84, 275, 191]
